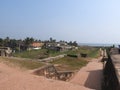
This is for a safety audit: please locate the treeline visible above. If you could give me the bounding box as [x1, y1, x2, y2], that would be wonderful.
[0, 37, 78, 51]
[0, 37, 35, 51]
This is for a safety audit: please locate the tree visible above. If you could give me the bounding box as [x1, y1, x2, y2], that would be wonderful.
[68, 41, 73, 46]
[9, 39, 17, 50]
[24, 37, 34, 48]
[50, 37, 53, 42]
[0, 38, 3, 46]
[52, 39, 56, 43]
[68, 41, 78, 46]
[4, 37, 10, 47]
[24, 37, 33, 45]
[73, 41, 78, 46]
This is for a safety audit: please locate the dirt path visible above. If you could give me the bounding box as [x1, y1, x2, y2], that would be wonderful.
[70, 57, 103, 90]
[0, 58, 92, 90]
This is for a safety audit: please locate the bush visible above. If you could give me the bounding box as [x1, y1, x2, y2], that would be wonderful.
[80, 53, 87, 58]
[67, 54, 77, 58]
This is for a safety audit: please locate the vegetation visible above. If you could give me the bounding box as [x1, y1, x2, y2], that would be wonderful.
[78, 47, 99, 58]
[0, 37, 78, 51]
[47, 49, 75, 57]
[50, 47, 99, 71]
[13, 49, 77, 59]
[87, 48, 99, 58]
[68, 41, 78, 46]
[0, 46, 99, 71]
[13, 47, 99, 59]
[48, 47, 99, 58]
[0, 57, 44, 69]
[51, 56, 88, 71]
[0, 37, 99, 71]
[13, 49, 48, 59]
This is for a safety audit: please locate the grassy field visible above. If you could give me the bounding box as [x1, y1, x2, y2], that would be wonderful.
[78, 47, 99, 58]
[51, 56, 88, 71]
[0, 57, 45, 69]
[49, 47, 99, 58]
[0, 56, 87, 71]
[13, 47, 99, 59]
[10, 47, 99, 71]
[50, 47, 99, 71]
[13, 49, 48, 59]
[13, 49, 73, 59]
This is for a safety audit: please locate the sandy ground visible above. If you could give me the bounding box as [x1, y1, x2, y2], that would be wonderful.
[70, 57, 103, 90]
[0, 57, 103, 90]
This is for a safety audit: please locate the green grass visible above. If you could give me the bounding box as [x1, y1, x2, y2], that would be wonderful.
[47, 49, 78, 56]
[13, 49, 79, 58]
[88, 48, 99, 58]
[1, 47, 99, 71]
[76, 47, 99, 58]
[50, 56, 88, 70]
[49, 47, 99, 71]
[0, 57, 44, 69]
[13, 49, 48, 59]
[13, 47, 99, 59]
[48, 50, 65, 57]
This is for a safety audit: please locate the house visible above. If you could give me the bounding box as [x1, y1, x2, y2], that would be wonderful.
[30, 42, 44, 50]
[0, 47, 12, 56]
[45, 42, 72, 52]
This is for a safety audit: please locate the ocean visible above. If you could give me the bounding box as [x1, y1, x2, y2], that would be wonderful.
[78, 43, 119, 47]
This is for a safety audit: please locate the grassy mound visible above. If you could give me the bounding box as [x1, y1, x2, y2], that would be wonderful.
[0, 57, 44, 69]
[51, 56, 88, 71]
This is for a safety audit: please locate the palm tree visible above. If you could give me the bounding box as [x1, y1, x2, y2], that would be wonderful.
[24, 37, 34, 49]
[4, 37, 10, 47]
[0, 38, 4, 46]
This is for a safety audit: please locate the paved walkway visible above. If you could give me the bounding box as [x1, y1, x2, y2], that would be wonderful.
[70, 57, 103, 90]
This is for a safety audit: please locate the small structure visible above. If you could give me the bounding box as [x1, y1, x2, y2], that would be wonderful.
[45, 42, 72, 52]
[30, 42, 44, 50]
[80, 53, 87, 58]
[0, 47, 12, 57]
[33, 65, 74, 81]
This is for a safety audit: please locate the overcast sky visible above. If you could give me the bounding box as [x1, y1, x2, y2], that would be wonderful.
[0, 0, 120, 44]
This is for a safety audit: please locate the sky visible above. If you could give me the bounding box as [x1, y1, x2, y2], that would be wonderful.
[0, 0, 120, 44]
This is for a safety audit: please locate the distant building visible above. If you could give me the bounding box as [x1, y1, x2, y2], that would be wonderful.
[0, 47, 12, 57]
[45, 42, 73, 52]
[30, 42, 44, 50]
